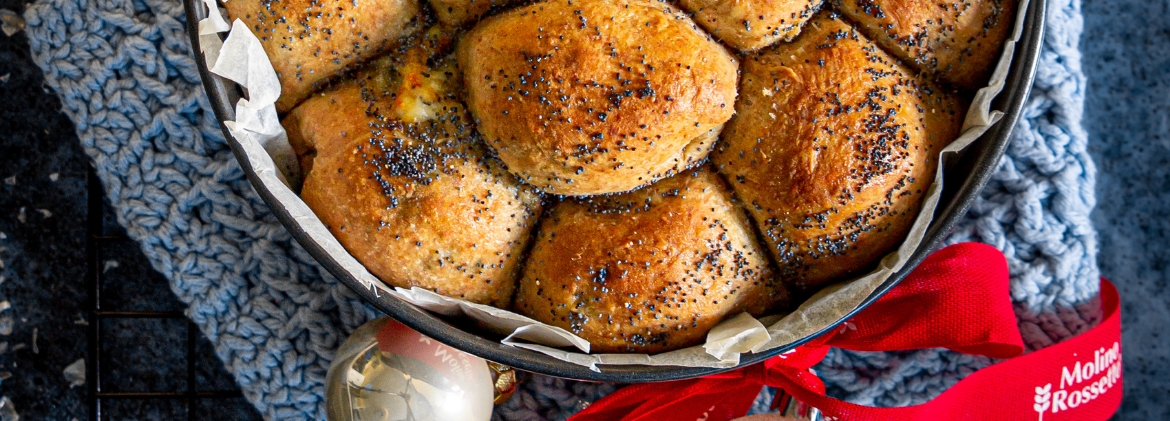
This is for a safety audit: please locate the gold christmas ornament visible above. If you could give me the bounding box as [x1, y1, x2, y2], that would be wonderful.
[488, 362, 517, 405]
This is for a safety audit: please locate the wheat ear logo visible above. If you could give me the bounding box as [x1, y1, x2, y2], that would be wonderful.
[1034, 383, 1052, 421]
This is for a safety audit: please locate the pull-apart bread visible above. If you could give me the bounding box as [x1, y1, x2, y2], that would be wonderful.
[285, 30, 543, 307]
[515, 167, 787, 353]
[835, 0, 1017, 89]
[233, 0, 1022, 352]
[677, 0, 822, 51]
[457, 0, 740, 196]
[426, 0, 517, 26]
[224, 0, 424, 112]
[714, 13, 964, 292]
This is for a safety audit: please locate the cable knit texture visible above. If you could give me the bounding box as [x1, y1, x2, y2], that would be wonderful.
[20, 0, 1095, 416]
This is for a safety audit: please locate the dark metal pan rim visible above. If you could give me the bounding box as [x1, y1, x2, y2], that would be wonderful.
[181, 0, 1047, 383]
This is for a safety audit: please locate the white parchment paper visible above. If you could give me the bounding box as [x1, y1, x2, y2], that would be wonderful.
[197, 0, 1030, 371]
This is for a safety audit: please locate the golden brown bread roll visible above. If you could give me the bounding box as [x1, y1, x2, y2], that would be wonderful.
[285, 31, 543, 307]
[426, 0, 514, 27]
[834, 0, 1016, 89]
[225, 0, 423, 113]
[514, 167, 786, 353]
[677, 0, 822, 51]
[457, 0, 740, 196]
[712, 13, 964, 292]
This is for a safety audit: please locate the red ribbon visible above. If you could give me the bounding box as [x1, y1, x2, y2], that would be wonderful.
[570, 243, 1124, 421]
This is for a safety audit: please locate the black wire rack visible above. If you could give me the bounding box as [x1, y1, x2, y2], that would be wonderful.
[84, 172, 246, 421]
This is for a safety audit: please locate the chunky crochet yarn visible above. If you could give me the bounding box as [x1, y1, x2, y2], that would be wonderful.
[20, 0, 1095, 417]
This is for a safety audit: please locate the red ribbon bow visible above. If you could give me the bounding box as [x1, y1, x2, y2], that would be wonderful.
[570, 243, 1124, 421]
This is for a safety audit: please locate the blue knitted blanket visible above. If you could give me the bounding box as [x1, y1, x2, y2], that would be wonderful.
[21, 0, 1096, 417]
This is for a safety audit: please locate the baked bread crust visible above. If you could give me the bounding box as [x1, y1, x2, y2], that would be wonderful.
[224, 0, 423, 113]
[426, 0, 514, 26]
[267, 0, 1009, 353]
[713, 13, 964, 292]
[457, 0, 740, 196]
[515, 167, 786, 353]
[678, 0, 822, 52]
[286, 35, 542, 307]
[834, 0, 1017, 89]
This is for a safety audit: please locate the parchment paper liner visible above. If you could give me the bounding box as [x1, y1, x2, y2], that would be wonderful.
[196, 0, 1030, 371]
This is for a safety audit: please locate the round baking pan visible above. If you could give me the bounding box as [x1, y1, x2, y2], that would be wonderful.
[183, 0, 1046, 383]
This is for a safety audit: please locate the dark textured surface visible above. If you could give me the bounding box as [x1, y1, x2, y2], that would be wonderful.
[0, 2, 262, 419]
[0, 0, 1167, 419]
[0, 1, 91, 417]
[1081, 0, 1170, 419]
